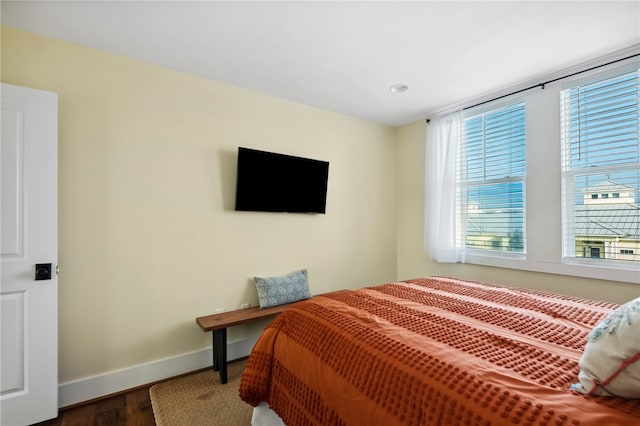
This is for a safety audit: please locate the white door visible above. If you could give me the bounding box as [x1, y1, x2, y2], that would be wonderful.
[1, 83, 58, 425]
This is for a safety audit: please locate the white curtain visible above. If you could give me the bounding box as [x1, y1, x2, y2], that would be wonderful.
[425, 111, 465, 263]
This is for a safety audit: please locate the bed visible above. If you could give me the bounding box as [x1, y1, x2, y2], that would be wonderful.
[239, 276, 640, 425]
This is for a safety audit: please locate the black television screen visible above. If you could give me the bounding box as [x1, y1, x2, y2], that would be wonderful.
[234, 147, 329, 214]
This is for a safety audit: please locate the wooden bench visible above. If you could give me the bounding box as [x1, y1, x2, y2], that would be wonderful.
[196, 301, 302, 384]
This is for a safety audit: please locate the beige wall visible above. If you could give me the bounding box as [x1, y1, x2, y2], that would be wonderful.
[1, 26, 398, 383]
[396, 120, 639, 304]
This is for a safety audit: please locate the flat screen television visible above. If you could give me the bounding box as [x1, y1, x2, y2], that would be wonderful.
[234, 147, 329, 214]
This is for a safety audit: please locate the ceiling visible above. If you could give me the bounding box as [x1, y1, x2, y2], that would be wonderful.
[2, 1, 639, 127]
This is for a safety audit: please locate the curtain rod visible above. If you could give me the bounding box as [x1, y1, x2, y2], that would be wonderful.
[426, 52, 640, 123]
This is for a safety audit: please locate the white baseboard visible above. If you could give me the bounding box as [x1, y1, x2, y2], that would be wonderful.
[58, 335, 258, 408]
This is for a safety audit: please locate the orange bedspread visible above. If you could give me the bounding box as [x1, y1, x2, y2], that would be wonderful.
[239, 277, 640, 425]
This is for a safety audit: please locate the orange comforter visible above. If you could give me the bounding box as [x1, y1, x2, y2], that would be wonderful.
[239, 277, 640, 425]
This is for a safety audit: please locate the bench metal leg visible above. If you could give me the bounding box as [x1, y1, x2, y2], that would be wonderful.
[212, 333, 219, 372]
[212, 328, 228, 384]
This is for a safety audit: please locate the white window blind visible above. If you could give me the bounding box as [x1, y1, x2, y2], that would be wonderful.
[460, 101, 526, 254]
[561, 69, 640, 265]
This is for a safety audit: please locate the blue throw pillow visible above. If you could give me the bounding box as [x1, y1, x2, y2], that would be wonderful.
[254, 269, 311, 308]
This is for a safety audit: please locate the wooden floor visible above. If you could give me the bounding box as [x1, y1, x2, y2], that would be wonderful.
[32, 386, 155, 426]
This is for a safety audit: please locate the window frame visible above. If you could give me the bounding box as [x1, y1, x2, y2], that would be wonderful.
[560, 65, 640, 273]
[439, 59, 640, 284]
[460, 98, 527, 258]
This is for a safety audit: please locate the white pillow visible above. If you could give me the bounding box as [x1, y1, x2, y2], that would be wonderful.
[571, 297, 640, 398]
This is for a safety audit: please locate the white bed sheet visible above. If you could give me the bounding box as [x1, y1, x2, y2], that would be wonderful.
[251, 402, 286, 426]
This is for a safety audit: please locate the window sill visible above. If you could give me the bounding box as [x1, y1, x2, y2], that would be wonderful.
[464, 252, 640, 284]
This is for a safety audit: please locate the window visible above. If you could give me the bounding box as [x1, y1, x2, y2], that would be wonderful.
[460, 101, 526, 255]
[427, 54, 639, 283]
[457, 102, 526, 253]
[561, 69, 640, 267]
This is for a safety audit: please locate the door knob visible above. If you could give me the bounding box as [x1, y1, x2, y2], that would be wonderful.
[35, 263, 53, 281]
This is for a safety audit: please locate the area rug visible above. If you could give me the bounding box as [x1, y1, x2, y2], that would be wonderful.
[149, 360, 253, 426]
